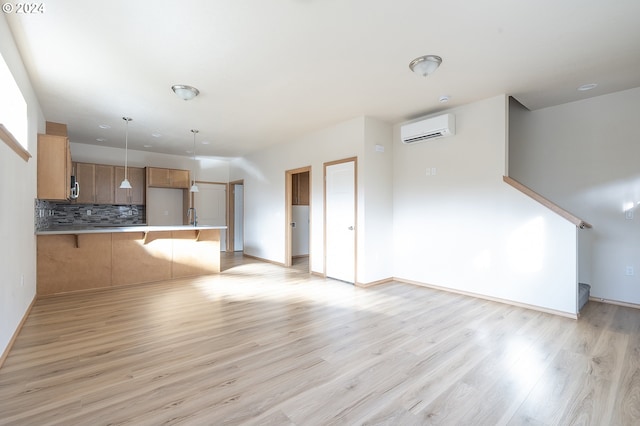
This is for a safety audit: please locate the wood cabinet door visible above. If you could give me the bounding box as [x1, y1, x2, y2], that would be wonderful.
[129, 167, 145, 204]
[75, 162, 96, 204]
[147, 167, 189, 189]
[95, 165, 114, 204]
[115, 166, 145, 204]
[292, 171, 310, 205]
[147, 167, 171, 187]
[37, 134, 70, 200]
[170, 169, 190, 189]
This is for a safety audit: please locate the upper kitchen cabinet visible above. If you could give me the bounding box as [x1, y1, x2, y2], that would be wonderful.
[147, 167, 190, 189]
[115, 166, 145, 204]
[292, 171, 310, 205]
[74, 162, 115, 204]
[37, 133, 71, 201]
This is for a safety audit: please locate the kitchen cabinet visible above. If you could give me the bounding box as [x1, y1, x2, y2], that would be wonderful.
[96, 165, 115, 203]
[74, 162, 95, 204]
[78, 163, 116, 204]
[74, 163, 115, 204]
[115, 166, 145, 204]
[292, 171, 310, 205]
[147, 167, 190, 189]
[37, 134, 71, 200]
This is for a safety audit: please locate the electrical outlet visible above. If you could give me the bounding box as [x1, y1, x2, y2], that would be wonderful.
[626, 266, 634, 276]
[87, 209, 91, 216]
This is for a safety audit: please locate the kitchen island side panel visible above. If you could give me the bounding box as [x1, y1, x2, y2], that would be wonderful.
[111, 231, 173, 286]
[37, 234, 112, 295]
[172, 229, 221, 278]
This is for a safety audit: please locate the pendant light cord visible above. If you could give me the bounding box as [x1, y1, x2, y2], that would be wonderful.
[124, 119, 129, 181]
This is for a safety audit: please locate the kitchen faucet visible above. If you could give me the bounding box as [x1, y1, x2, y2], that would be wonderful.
[186, 207, 198, 226]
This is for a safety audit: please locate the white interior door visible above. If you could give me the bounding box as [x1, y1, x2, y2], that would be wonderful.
[194, 183, 227, 251]
[325, 160, 356, 283]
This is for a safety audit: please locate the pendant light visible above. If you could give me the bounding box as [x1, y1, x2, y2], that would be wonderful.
[119, 117, 133, 189]
[190, 129, 199, 192]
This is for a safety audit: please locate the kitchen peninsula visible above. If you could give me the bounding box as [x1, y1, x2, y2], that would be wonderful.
[36, 225, 226, 296]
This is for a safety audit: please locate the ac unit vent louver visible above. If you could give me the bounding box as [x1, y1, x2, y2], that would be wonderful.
[401, 114, 455, 144]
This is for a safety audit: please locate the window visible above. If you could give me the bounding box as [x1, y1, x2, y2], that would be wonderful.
[0, 50, 30, 161]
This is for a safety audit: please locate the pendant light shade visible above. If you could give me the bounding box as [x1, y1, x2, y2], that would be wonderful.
[120, 117, 133, 189]
[190, 129, 199, 193]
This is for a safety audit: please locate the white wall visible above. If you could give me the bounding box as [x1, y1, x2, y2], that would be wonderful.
[509, 87, 640, 305]
[361, 117, 394, 283]
[393, 96, 578, 315]
[0, 14, 43, 358]
[230, 116, 394, 284]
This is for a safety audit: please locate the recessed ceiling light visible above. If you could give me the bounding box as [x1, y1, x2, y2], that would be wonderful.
[98, 124, 111, 129]
[578, 83, 598, 91]
[151, 132, 162, 138]
[143, 144, 153, 148]
[439, 95, 450, 103]
[186, 150, 193, 154]
[96, 137, 106, 142]
[201, 140, 210, 145]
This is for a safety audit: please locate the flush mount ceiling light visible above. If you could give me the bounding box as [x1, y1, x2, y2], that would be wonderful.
[172, 84, 200, 100]
[578, 83, 598, 91]
[409, 55, 443, 77]
[190, 129, 199, 193]
[119, 117, 133, 189]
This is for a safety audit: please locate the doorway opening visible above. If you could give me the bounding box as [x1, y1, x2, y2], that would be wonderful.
[285, 167, 311, 270]
[228, 180, 244, 253]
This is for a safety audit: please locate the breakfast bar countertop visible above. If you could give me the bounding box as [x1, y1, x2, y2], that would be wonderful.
[36, 225, 227, 235]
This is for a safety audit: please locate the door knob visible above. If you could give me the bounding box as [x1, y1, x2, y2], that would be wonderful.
[348, 226, 354, 230]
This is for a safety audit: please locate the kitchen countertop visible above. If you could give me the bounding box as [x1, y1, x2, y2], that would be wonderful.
[36, 225, 227, 235]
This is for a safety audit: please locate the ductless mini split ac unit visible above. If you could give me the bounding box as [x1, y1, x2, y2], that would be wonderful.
[401, 113, 455, 144]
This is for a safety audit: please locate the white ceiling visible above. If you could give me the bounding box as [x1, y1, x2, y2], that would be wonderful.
[6, 0, 640, 158]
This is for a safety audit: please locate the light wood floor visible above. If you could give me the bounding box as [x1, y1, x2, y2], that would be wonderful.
[1, 253, 639, 425]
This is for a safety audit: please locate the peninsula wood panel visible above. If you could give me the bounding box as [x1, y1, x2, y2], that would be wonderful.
[171, 229, 220, 278]
[111, 232, 173, 286]
[37, 234, 112, 295]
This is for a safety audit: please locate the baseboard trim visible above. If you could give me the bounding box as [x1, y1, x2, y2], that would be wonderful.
[356, 277, 394, 288]
[394, 277, 578, 320]
[0, 295, 37, 370]
[589, 296, 640, 310]
[242, 253, 285, 267]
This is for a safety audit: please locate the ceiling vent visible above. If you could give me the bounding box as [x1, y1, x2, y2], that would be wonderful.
[401, 113, 455, 144]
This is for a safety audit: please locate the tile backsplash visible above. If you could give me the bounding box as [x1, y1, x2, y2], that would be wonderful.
[35, 199, 145, 231]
